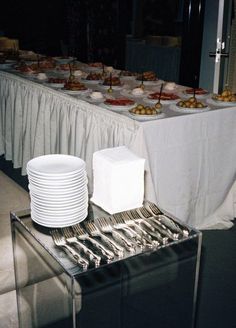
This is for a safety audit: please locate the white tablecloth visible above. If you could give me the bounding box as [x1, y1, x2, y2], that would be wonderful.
[1, 70, 236, 229]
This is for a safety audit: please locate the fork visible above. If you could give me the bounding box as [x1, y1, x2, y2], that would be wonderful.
[51, 229, 89, 270]
[138, 207, 179, 240]
[72, 224, 114, 262]
[125, 210, 165, 244]
[147, 202, 189, 237]
[148, 217, 180, 241]
[129, 208, 158, 232]
[111, 214, 144, 247]
[95, 217, 136, 252]
[61, 227, 101, 267]
[122, 212, 157, 247]
[85, 221, 124, 258]
[146, 202, 162, 215]
[138, 206, 153, 219]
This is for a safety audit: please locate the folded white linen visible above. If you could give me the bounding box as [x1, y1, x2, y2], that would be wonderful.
[91, 146, 145, 214]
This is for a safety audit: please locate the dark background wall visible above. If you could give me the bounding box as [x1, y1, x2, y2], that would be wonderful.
[0, 0, 205, 86]
[0, 0, 132, 68]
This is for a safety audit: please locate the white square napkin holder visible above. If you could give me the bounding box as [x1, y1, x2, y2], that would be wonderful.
[91, 146, 145, 214]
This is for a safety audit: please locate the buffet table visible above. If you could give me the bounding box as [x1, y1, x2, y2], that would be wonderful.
[0, 69, 236, 229]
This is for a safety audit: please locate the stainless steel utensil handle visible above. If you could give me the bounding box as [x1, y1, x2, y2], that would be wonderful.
[157, 215, 189, 237]
[63, 244, 89, 270]
[72, 240, 101, 266]
[141, 225, 166, 245]
[120, 226, 145, 247]
[111, 230, 135, 252]
[131, 222, 157, 247]
[100, 233, 124, 257]
[152, 217, 181, 240]
[85, 236, 115, 261]
[139, 219, 156, 232]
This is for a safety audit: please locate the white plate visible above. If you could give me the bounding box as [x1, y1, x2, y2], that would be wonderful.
[30, 194, 88, 207]
[31, 206, 87, 218]
[31, 202, 88, 216]
[29, 183, 87, 195]
[98, 83, 124, 90]
[207, 98, 236, 107]
[127, 112, 166, 121]
[81, 78, 103, 84]
[31, 214, 87, 226]
[85, 66, 103, 72]
[29, 178, 87, 190]
[28, 172, 86, 184]
[53, 56, 76, 64]
[27, 155, 85, 175]
[100, 102, 137, 111]
[30, 191, 88, 203]
[31, 209, 87, 220]
[44, 82, 65, 88]
[30, 187, 88, 200]
[181, 91, 210, 99]
[27, 167, 85, 179]
[143, 97, 179, 105]
[169, 104, 210, 113]
[120, 75, 136, 81]
[135, 79, 164, 86]
[60, 88, 90, 95]
[28, 178, 87, 189]
[28, 171, 87, 183]
[30, 200, 88, 210]
[31, 211, 87, 227]
[120, 89, 148, 98]
[81, 94, 106, 103]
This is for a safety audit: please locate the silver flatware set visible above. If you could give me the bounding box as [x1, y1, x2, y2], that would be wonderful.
[51, 202, 190, 270]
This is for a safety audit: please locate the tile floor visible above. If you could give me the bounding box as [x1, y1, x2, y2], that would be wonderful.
[0, 171, 30, 328]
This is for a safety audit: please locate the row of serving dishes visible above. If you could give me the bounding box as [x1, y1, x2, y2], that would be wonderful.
[1, 55, 236, 120]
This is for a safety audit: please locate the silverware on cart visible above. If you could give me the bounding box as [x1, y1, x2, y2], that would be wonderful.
[51, 229, 89, 270]
[147, 202, 190, 237]
[122, 212, 158, 247]
[111, 214, 144, 247]
[130, 208, 158, 232]
[137, 207, 179, 240]
[85, 221, 124, 258]
[72, 224, 115, 262]
[146, 202, 162, 215]
[95, 217, 136, 253]
[61, 227, 101, 267]
[126, 209, 167, 245]
[138, 206, 153, 218]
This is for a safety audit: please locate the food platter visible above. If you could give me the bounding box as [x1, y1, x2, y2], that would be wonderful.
[127, 111, 166, 121]
[102, 98, 136, 111]
[98, 83, 124, 90]
[60, 88, 90, 95]
[135, 79, 164, 86]
[53, 56, 76, 64]
[182, 88, 210, 99]
[82, 78, 103, 84]
[120, 88, 148, 98]
[43, 77, 67, 88]
[144, 92, 180, 105]
[169, 104, 210, 113]
[81, 94, 106, 103]
[207, 98, 236, 107]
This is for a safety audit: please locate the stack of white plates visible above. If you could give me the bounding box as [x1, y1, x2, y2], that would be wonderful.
[27, 154, 88, 228]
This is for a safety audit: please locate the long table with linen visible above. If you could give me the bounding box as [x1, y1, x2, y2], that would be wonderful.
[0, 70, 236, 229]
